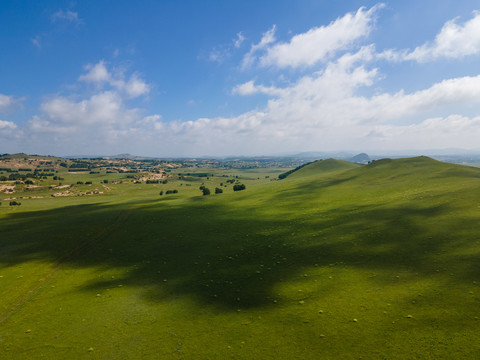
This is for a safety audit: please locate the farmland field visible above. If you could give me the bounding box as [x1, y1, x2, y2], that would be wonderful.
[1, 156, 480, 359]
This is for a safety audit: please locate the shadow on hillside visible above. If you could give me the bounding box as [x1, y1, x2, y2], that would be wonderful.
[1, 195, 479, 310]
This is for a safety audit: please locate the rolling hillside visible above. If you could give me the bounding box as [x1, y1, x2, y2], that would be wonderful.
[1, 157, 480, 359]
[285, 158, 360, 179]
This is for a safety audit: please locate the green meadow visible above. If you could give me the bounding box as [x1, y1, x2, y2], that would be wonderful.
[2, 156, 480, 359]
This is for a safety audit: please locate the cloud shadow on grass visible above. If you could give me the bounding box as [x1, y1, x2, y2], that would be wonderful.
[2, 188, 480, 313]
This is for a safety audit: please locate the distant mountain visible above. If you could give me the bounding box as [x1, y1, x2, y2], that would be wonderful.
[65, 154, 155, 160]
[292, 151, 356, 160]
[349, 153, 370, 164]
[102, 154, 153, 160]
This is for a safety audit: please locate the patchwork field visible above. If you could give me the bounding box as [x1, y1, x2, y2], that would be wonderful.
[1, 156, 480, 359]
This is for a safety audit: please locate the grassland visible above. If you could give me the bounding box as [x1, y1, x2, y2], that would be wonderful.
[1, 156, 480, 359]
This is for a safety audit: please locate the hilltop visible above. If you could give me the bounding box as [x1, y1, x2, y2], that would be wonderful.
[281, 158, 360, 179]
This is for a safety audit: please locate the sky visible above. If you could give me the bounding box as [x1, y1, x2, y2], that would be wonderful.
[2, 1, 480, 157]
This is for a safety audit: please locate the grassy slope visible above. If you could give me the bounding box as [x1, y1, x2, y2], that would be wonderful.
[288, 158, 360, 178]
[1, 157, 480, 359]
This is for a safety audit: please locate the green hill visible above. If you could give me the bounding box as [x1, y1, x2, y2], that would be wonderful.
[2, 156, 480, 359]
[293, 158, 360, 177]
[279, 158, 360, 179]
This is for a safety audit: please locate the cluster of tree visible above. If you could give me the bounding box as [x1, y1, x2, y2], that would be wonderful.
[69, 162, 91, 169]
[160, 189, 178, 195]
[53, 176, 64, 181]
[9, 201, 21, 206]
[215, 187, 223, 194]
[226, 179, 236, 184]
[233, 184, 246, 191]
[184, 173, 211, 177]
[145, 179, 168, 184]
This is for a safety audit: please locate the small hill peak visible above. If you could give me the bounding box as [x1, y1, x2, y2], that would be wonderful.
[349, 153, 370, 164]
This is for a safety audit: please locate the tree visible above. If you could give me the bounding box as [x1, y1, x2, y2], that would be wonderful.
[215, 187, 223, 194]
[202, 187, 211, 195]
[233, 184, 246, 191]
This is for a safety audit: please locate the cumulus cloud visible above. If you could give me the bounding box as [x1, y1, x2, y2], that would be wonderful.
[261, 4, 383, 68]
[0, 120, 19, 141]
[193, 48, 480, 154]
[232, 80, 285, 96]
[241, 25, 277, 69]
[381, 11, 480, 62]
[39, 91, 140, 129]
[0, 120, 17, 130]
[240, 4, 382, 70]
[79, 60, 150, 98]
[17, 60, 157, 154]
[0, 94, 23, 113]
[11, 5, 480, 156]
[367, 115, 480, 150]
[79, 61, 111, 83]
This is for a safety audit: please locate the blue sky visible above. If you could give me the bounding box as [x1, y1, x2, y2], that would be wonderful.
[2, 1, 480, 156]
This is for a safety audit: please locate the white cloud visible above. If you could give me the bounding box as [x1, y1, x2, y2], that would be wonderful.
[31, 36, 41, 48]
[241, 4, 383, 69]
[381, 11, 480, 63]
[136, 114, 164, 130]
[207, 32, 247, 63]
[367, 115, 480, 150]
[0, 120, 17, 130]
[141, 114, 162, 123]
[78, 60, 150, 98]
[232, 80, 286, 96]
[11, 5, 480, 156]
[234, 32, 245, 48]
[0, 120, 19, 140]
[241, 25, 277, 69]
[40, 91, 139, 127]
[0, 94, 23, 113]
[51, 10, 81, 24]
[79, 61, 111, 83]
[208, 48, 227, 63]
[186, 47, 480, 154]
[124, 73, 150, 98]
